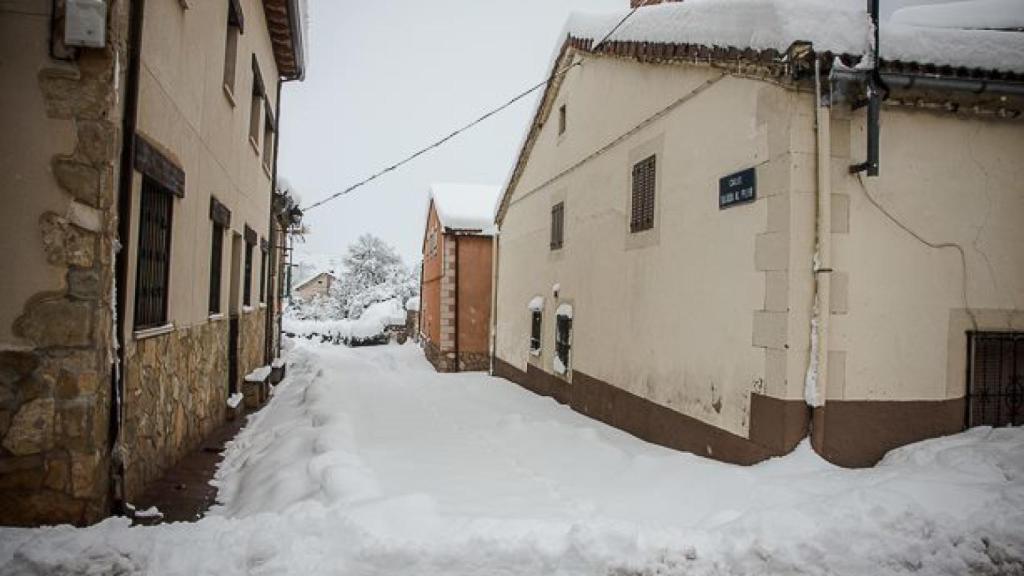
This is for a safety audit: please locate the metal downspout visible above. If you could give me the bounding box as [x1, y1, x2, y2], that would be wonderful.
[111, 0, 146, 516]
[808, 58, 833, 449]
[266, 78, 285, 363]
[489, 230, 499, 375]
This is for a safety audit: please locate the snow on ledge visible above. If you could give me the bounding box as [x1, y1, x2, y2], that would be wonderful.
[227, 392, 244, 409]
[245, 366, 272, 383]
[528, 296, 544, 311]
[428, 183, 502, 235]
[555, 303, 573, 319]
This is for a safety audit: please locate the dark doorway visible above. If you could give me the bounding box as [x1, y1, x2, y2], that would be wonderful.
[228, 233, 243, 395]
[967, 332, 1023, 427]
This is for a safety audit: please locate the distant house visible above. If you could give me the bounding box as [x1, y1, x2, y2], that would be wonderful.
[0, 0, 306, 525]
[294, 272, 339, 301]
[492, 2, 1024, 468]
[420, 184, 501, 372]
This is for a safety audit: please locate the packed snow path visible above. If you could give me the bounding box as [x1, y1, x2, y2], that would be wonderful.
[2, 342, 1023, 575]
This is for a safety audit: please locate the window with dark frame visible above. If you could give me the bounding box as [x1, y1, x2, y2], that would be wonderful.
[558, 104, 567, 135]
[967, 332, 1023, 427]
[630, 154, 656, 233]
[222, 0, 242, 94]
[243, 237, 254, 307]
[550, 202, 564, 250]
[262, 112, 275, 170]
[249, 57, 264, 147]
[555, 313, 572, 373]
[134, 177, 174, 329]
[530, 311, 542, 352]
[209, 222, 224, 315]
[259, 246, 268, 304]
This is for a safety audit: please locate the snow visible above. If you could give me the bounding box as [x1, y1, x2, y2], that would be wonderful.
[272, 358, 286, 369]
[404, 296, 420, 312]
[891, 0, 1024, 30]
[555, 302, 573, 319]
[527, 296, 544, 311]
[428, 183, 502, 234]
[566, 0, 1024, 73]
[132, 506, 163, 520]
[244, 366, 272, 383]
[285, 299, 406, 344]
[2, 343, 1022, 575]
[552, 354, 567, 375]
[226, 392, 244, 409]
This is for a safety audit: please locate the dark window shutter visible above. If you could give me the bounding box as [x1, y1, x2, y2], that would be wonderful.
[209, 222, 223, 314]
[550, 202, 564, 250]
[631, 155, 656, 233]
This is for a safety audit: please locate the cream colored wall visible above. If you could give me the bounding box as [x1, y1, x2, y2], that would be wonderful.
[0, 2, 77, 344]
[125, 0, 279, 333]
[828, 107, 1024, 402]
[496, 56, 797, 438]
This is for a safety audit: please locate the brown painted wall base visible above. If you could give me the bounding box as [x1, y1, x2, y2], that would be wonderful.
[493, 356, 968, 468]
[812, 398, 966, 467]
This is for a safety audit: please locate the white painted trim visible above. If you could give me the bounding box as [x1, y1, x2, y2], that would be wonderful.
[133, 323, 175, 341]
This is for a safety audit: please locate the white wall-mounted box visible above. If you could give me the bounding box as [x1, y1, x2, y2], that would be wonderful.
[65, 0, 107, 48]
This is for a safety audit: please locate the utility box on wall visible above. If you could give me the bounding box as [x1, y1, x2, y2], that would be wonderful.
[65, 0, 107, 48]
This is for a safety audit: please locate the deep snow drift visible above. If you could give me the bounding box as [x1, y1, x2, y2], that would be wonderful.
[1, 342, 1022, 575]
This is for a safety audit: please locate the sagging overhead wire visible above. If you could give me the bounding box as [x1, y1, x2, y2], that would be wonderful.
[301, 0, 651, 213]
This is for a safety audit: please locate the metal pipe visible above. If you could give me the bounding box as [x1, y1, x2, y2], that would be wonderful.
[111, 0, 146, 517]
[808, 58, 832, 428]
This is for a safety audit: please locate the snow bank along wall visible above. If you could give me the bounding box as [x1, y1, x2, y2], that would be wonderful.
[421, 201, 494, 372]
[493, 44, 1024, 467]
[0, 0, 300, 525]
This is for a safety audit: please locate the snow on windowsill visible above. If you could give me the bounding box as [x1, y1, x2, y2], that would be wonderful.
[245, 366, 272, 383]
[529, 348, 541, 357]
[271, 358, 286, 369]
[259, 303, 267, 309]
[227, 392, 244, 409]
[242, 305, 255, 313]
[133, 323, 174, 341]
[553, 355, 567, 375]
[208, 313, 225, 322]
[528, 296, 544, 311]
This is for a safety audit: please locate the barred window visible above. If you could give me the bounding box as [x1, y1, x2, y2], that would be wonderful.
[134, 177, 174, 329]
[530, 311, 542, 352]
[243, 226, 255, 306]
[209, 222, 224, 314]
[550, 202, 564, 250]
[630, 155, 656, 233]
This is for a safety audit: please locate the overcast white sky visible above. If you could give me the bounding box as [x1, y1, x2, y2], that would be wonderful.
[277, 0, 626, 266]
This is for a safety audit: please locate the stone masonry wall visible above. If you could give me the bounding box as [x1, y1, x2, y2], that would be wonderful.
[0, 0, 130, 526]
[122, 320, 229, 501]
[239, 308, 267, 387]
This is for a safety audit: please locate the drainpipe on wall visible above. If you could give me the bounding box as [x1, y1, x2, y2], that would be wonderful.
[265, 78, 284, 363]
[806, 57, 833, 447]
[111, 0, 146, 516]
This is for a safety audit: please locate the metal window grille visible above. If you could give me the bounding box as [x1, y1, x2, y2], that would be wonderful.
[243, 241, 253, 306]
[260, 250, 268, 303]
[555, 315, 572, 372]
[550, 202, 564, 250]
[967, 332, 1023, 427]
[134, 177, 174, 329]
[530, 311, 542, 352]
[209, 223, 223, 314]
[630, 155, 656, 233]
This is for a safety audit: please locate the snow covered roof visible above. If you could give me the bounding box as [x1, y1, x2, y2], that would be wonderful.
[565, 0, 1024, 74]
[494, 0, 1024, 226]
[427, 183, 502, 235]
[294, 271, 337, 291]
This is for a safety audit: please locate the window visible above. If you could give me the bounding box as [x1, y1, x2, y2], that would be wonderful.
[630, 154, 656, 233]
[243, 226, 255, 306]
[530, 310, 542, 353]
[222, 0, 243, 94]
[134, 177, 174, 329]
[967, 332, 1023, 427]
[554, 305, 572, 375]
[550, 202, 564, 250]
[558, 104, 567, 135]
[209, 222, 224, 314]
[262, 112, 275, 171]
[249, 57, 265, 147]
[259, 243, 268, 304]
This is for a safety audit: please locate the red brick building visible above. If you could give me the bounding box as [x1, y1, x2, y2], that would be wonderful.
[419, 184, 500, 372]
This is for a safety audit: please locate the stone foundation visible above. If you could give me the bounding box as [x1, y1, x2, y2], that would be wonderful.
[122, 320, 228, 501]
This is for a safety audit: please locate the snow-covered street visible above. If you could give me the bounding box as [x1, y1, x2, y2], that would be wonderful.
[2, 341, 1023, 575]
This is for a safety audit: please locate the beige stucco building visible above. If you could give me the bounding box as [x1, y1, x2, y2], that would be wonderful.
[493, 7, 1024, 467]
[294, 271, 338, 302]
[0, 0, 305, 525]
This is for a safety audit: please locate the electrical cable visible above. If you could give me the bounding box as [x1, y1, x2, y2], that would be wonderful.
[301, 0, 652, 212]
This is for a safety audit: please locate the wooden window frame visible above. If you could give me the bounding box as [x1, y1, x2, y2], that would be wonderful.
[630, 154, 656, 233]
[550, 201, 564, 250]
[222, 0, 243, 97]
[209, 222, 224, 315]
[249, 56, 265, 149]
[134, 176, 175, 330]
[530, 310, 542, 353]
